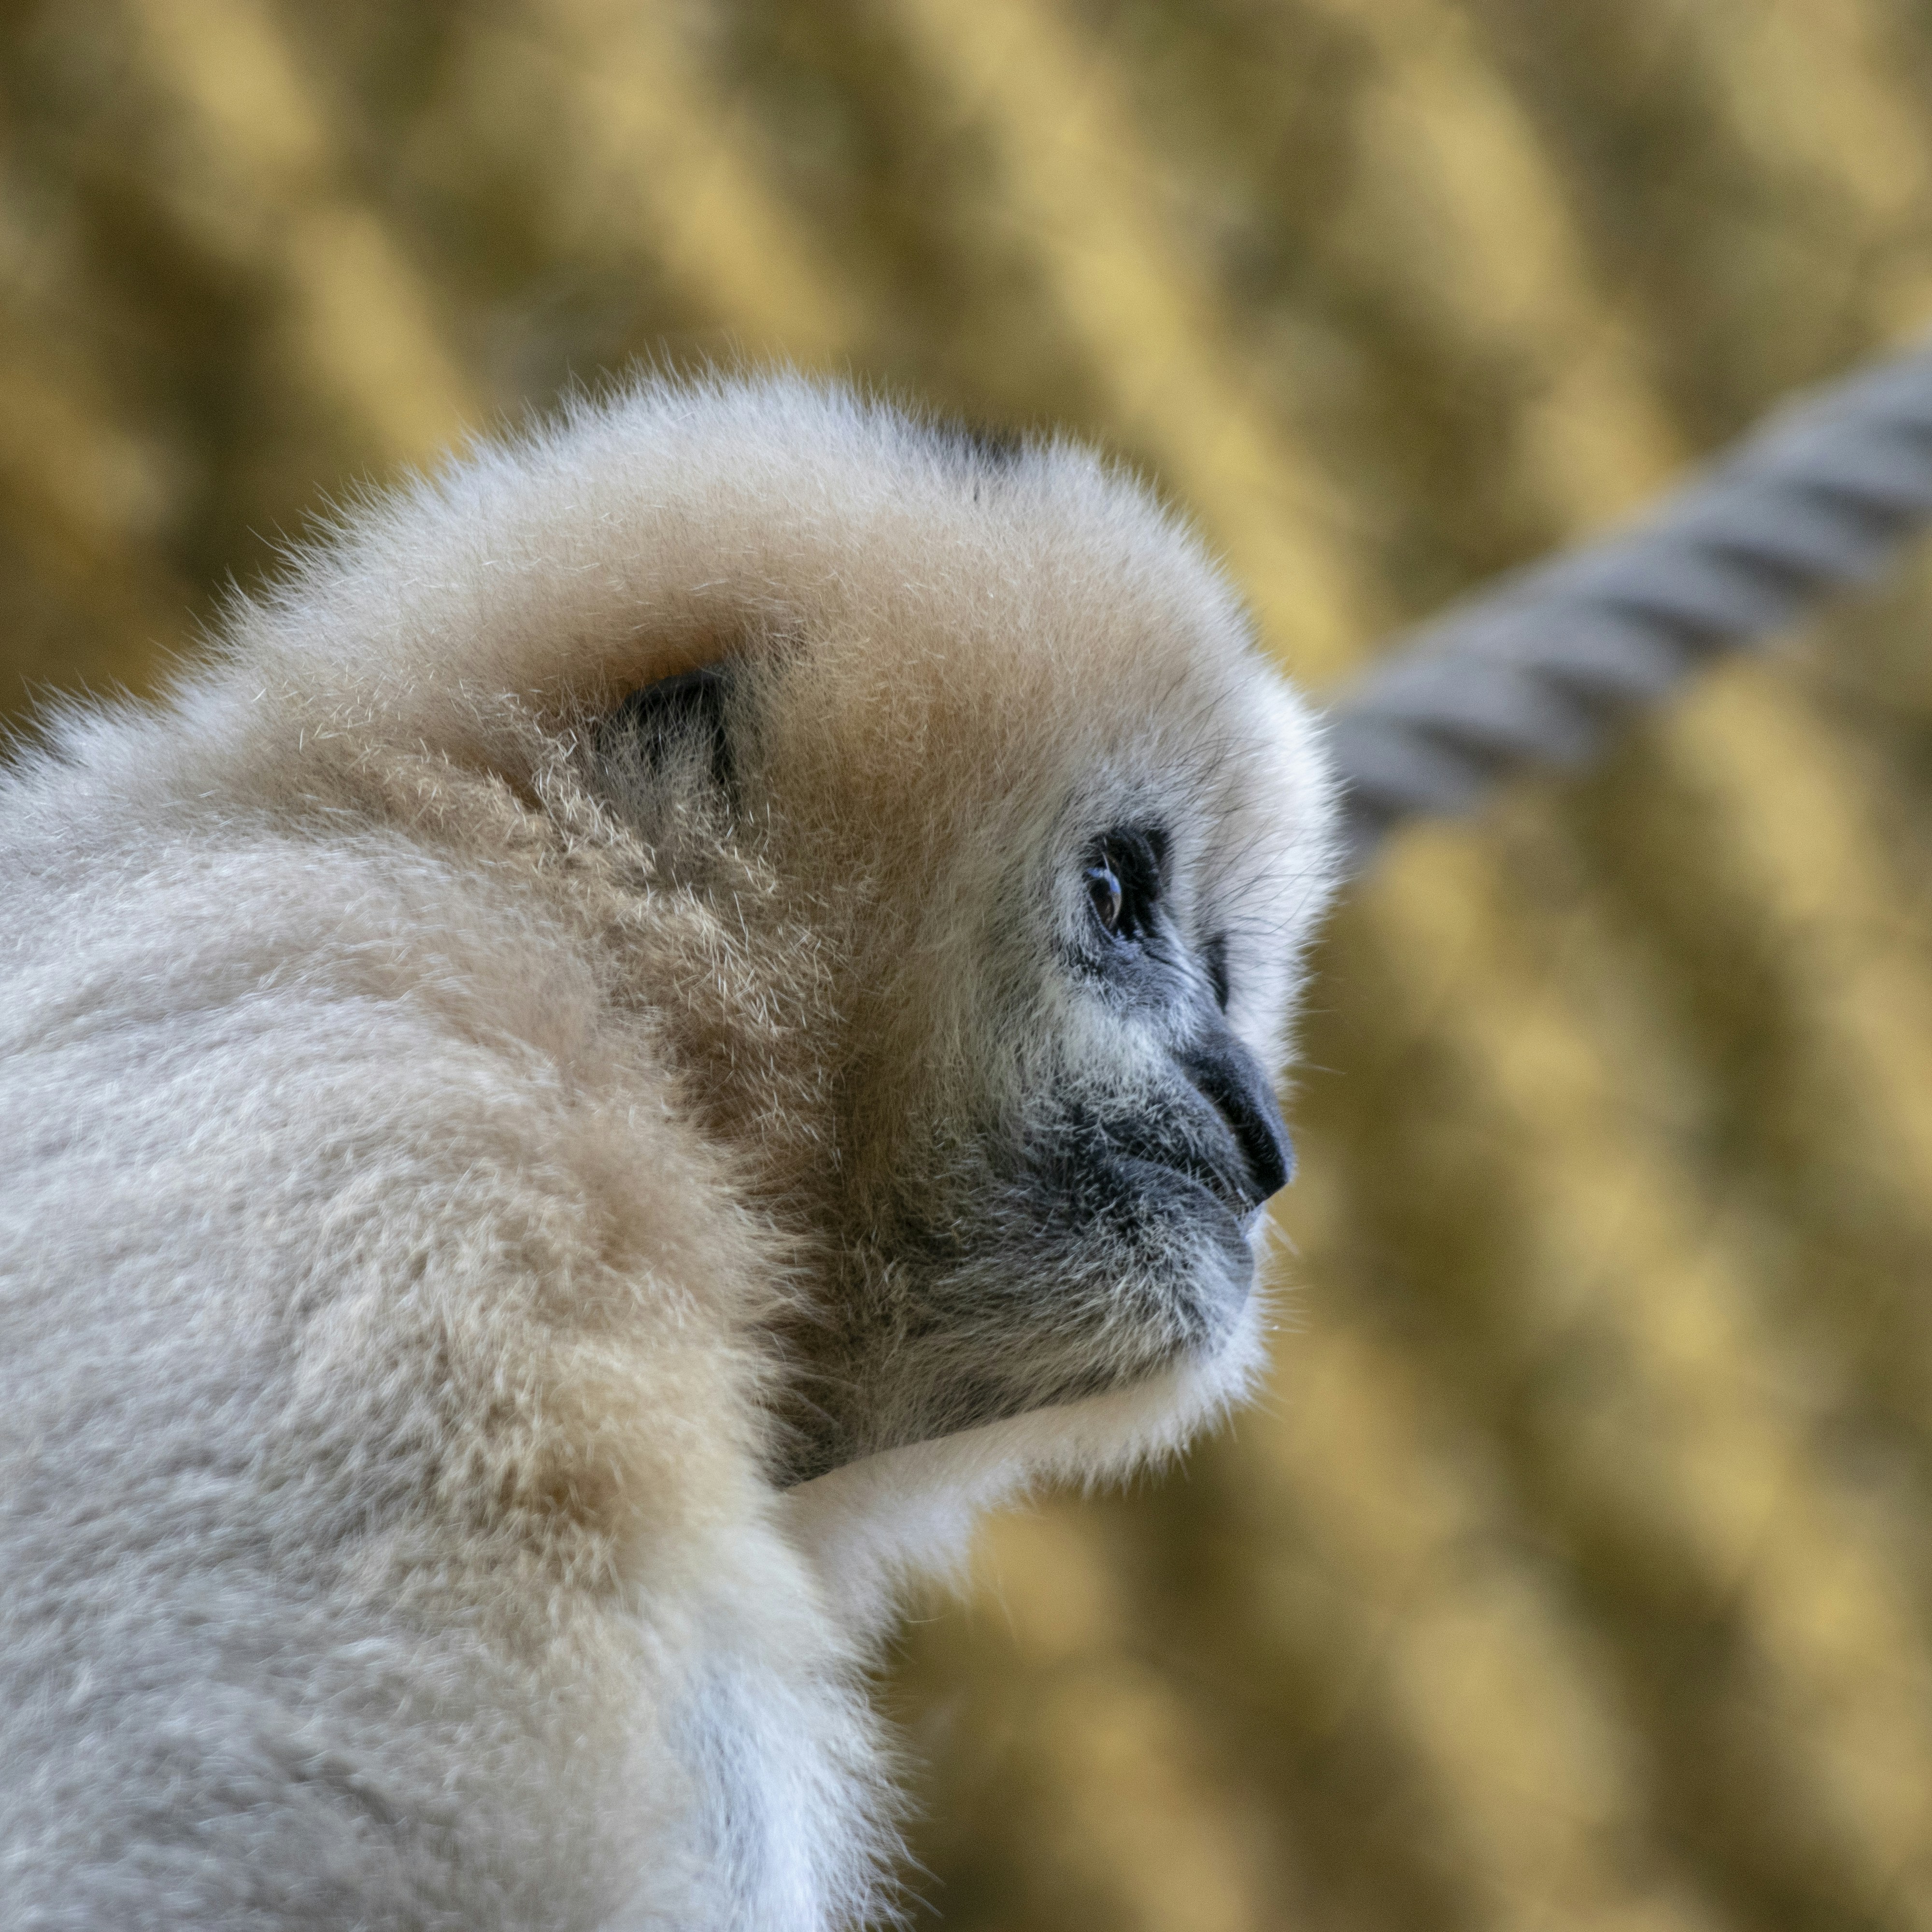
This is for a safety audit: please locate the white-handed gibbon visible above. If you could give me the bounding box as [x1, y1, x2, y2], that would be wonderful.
[0, 377, 1338, 1929]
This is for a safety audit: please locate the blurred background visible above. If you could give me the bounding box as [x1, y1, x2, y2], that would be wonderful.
[6, 1, 1932, 1926]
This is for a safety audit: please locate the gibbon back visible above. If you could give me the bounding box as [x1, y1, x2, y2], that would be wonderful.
[0, 377, 1338, 1929]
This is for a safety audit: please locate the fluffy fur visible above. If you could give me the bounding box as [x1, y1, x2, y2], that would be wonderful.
[0, 377, 1337, 1929]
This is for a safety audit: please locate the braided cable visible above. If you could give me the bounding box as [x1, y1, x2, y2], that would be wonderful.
[1326, 337, 1932, 870]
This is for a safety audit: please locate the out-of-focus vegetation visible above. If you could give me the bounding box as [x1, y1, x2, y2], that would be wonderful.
[8, 2, 1932, 1926]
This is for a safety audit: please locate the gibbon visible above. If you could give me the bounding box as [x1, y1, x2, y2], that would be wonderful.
[0, 377, 1339, 1930]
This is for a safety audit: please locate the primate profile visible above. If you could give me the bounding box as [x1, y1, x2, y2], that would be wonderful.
[0, 378, 1339, 1928]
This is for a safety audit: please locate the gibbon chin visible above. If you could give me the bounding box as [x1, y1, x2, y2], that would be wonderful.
[0, 376, 1338, 1930]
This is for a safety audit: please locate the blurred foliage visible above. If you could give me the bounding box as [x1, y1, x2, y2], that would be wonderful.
[7, 1, 1932, 1927]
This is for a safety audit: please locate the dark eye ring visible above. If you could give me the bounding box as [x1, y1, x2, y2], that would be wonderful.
[1082, 828, 1164, 945]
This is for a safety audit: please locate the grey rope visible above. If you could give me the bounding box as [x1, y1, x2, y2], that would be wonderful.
[1326, 336, 1932, 870]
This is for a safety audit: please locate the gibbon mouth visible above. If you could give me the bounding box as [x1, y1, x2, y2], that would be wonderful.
[1115, 1150, 1269, 1261]
[1117, 1145, 1258, 1232]
[1104, 1049, 1293, 1226]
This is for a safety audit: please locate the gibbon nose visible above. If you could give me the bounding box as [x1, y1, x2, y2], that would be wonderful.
[1179, 1031, 1294, 1204]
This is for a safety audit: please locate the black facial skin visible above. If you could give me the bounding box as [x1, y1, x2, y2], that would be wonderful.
[1079, 827, 1293, 1211]
[782, 824, 1297, 1483]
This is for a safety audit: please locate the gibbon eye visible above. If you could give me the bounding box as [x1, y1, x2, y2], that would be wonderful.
[1084, 830, 1164, 943]
[1086, 859, 1125, 934]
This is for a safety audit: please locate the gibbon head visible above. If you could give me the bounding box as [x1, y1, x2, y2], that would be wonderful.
[224, 378, 1338, 1496]
[570, 400, 1339, 1488]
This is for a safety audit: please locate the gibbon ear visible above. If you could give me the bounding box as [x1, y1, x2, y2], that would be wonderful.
[597, 662, 739, 807]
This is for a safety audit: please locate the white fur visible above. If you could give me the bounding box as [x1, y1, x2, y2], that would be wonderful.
[0, 375, 1336, 1928]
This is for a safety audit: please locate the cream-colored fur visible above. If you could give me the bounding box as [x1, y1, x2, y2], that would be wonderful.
[0, 376, 1337, 1929]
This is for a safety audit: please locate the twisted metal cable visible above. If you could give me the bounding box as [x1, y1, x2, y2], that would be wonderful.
[1327, 336, 1932, 871]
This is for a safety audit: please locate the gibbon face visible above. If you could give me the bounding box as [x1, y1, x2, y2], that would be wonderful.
[580, 426, 1336, 1483]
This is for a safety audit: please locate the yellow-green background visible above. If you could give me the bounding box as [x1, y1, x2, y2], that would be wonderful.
[8, 3, 1932, 1926]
